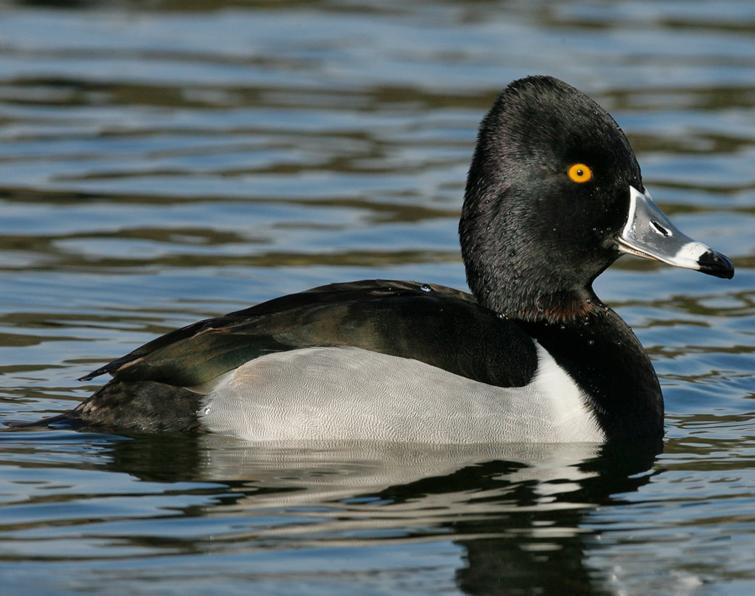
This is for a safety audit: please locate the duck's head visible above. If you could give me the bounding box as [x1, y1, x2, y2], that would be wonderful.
[460, 75, 734, 322]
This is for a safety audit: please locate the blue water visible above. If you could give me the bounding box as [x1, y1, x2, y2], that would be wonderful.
[0, 1, 753, 593]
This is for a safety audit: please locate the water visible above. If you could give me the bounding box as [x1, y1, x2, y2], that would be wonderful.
[0, 0, 753, 593]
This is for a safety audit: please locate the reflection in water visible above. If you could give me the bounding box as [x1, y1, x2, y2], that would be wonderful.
[105, 435, 658, 594]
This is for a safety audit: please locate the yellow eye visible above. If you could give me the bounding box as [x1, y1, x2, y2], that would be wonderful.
[567, 163, 593, 183]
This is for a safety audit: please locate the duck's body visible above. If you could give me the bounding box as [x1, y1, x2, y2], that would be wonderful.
[60, 76, 733, 443]
[74, 280, 659, 442]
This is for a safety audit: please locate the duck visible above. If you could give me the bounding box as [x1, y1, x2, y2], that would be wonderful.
[54, 76, 734, 443]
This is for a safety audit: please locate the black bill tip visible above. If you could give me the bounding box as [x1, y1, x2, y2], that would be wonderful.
[698, 250, 735, 279]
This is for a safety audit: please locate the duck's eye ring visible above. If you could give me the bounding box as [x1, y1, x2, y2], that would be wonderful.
[567, 163, 593, 183]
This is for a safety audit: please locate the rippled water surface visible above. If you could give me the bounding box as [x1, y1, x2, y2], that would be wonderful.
[0, 1, 754, 593]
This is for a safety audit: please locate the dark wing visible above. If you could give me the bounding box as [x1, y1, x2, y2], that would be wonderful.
[80, 280, 537, 389]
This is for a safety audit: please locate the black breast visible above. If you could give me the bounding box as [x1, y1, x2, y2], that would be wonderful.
[523, 308, 664, 442]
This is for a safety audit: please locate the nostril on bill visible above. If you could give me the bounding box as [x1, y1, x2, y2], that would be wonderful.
[650, 220, 671, 237]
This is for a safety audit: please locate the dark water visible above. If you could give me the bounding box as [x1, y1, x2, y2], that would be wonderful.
[0, 1, 753, 593]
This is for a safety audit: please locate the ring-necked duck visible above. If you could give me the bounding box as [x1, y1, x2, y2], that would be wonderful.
[57, 76, 735, 442]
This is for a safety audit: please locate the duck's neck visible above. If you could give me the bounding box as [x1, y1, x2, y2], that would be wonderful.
[460, 238, 603, 324]
[482, 285, 599, 324]
[459, 188, 612, 324]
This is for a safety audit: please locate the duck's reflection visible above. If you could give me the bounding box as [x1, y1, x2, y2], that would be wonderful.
[107, 435, 659, 594]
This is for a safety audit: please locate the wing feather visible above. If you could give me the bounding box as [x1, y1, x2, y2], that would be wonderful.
[81, 280, 537, 389]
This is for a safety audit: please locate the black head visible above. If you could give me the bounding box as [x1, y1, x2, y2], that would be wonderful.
[460, 76, 732, 322]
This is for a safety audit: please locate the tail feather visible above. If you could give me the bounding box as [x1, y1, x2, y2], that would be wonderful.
[73, 380, 203, 432]
[4, 414, 82, 430]
[7, 381, 202, 433]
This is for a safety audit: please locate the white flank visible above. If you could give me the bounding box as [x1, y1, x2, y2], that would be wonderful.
[199, 344, 605, 444]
